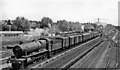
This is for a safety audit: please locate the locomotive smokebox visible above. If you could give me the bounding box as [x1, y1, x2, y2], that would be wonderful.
[13, 41, 43, 58]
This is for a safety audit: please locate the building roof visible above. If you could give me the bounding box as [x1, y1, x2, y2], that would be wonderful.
[84, 24, 94, 29]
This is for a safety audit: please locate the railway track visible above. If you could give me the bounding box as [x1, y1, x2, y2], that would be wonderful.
[105, 32, 118, 68]
[0, 57, 10, 64]
[0, 57, 12, 70]
[30, 36, 103, 68]
[70, 41, 109, 68]
[0, 50, 13, 65]
[1, 50, 13, 58]
[116, 42, 120, 68]
[0, 49, 13, 65]
[105, 45, 117, 68]
[116, 31, 120, 68]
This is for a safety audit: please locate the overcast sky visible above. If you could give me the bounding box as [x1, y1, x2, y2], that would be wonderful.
[0, 0, 119, 26]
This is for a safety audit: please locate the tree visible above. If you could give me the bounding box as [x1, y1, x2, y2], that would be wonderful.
[1, 24, 9, 31]
[13, 16, 30, 31]
[57, 20, 69, 32]
[7, 20, 12, 25]
[11, 24, 17, 31]
[40, 17, 53, 28]
[40, 23, 49, 28]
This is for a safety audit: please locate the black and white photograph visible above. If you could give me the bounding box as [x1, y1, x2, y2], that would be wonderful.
[0, 0, 120, 70]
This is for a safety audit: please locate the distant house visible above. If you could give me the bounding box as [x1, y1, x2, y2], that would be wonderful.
[83, 23, 95, 32]
[0, 31, 24, 47]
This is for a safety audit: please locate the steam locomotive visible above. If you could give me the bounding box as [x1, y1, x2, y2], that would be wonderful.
[7, 32, 100, 69]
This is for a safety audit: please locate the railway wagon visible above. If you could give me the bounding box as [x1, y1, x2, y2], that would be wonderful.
[63, 34, 75, 48]
[90, 32, 94, 40]
[69, 36, 75, 47]
[93, 32, 99, 38]
[82, 33, 91, 42]
[56, 36, 69, 49]
[49, 37, 63, 54]
[89, 32, 92, 39]
[91, 32, 95, 39]
[78, 34, 83, 43]
[56, 37, 66, 50]
[91, 32, 99, 39]
[74, 35, 79, 45]
[64, 37, 70, 48]
[72, 33, 82, 45]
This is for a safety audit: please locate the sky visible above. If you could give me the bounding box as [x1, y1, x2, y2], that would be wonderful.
[0, 0, 119, 26]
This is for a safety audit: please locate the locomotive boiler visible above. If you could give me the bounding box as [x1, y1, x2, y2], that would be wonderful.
[13, 40, 47, 58]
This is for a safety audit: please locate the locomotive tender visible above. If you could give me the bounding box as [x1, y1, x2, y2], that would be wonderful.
[7, 32, 100, 69]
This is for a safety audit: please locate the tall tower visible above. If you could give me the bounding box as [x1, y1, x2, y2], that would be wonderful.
[118, 1, 120, 26]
